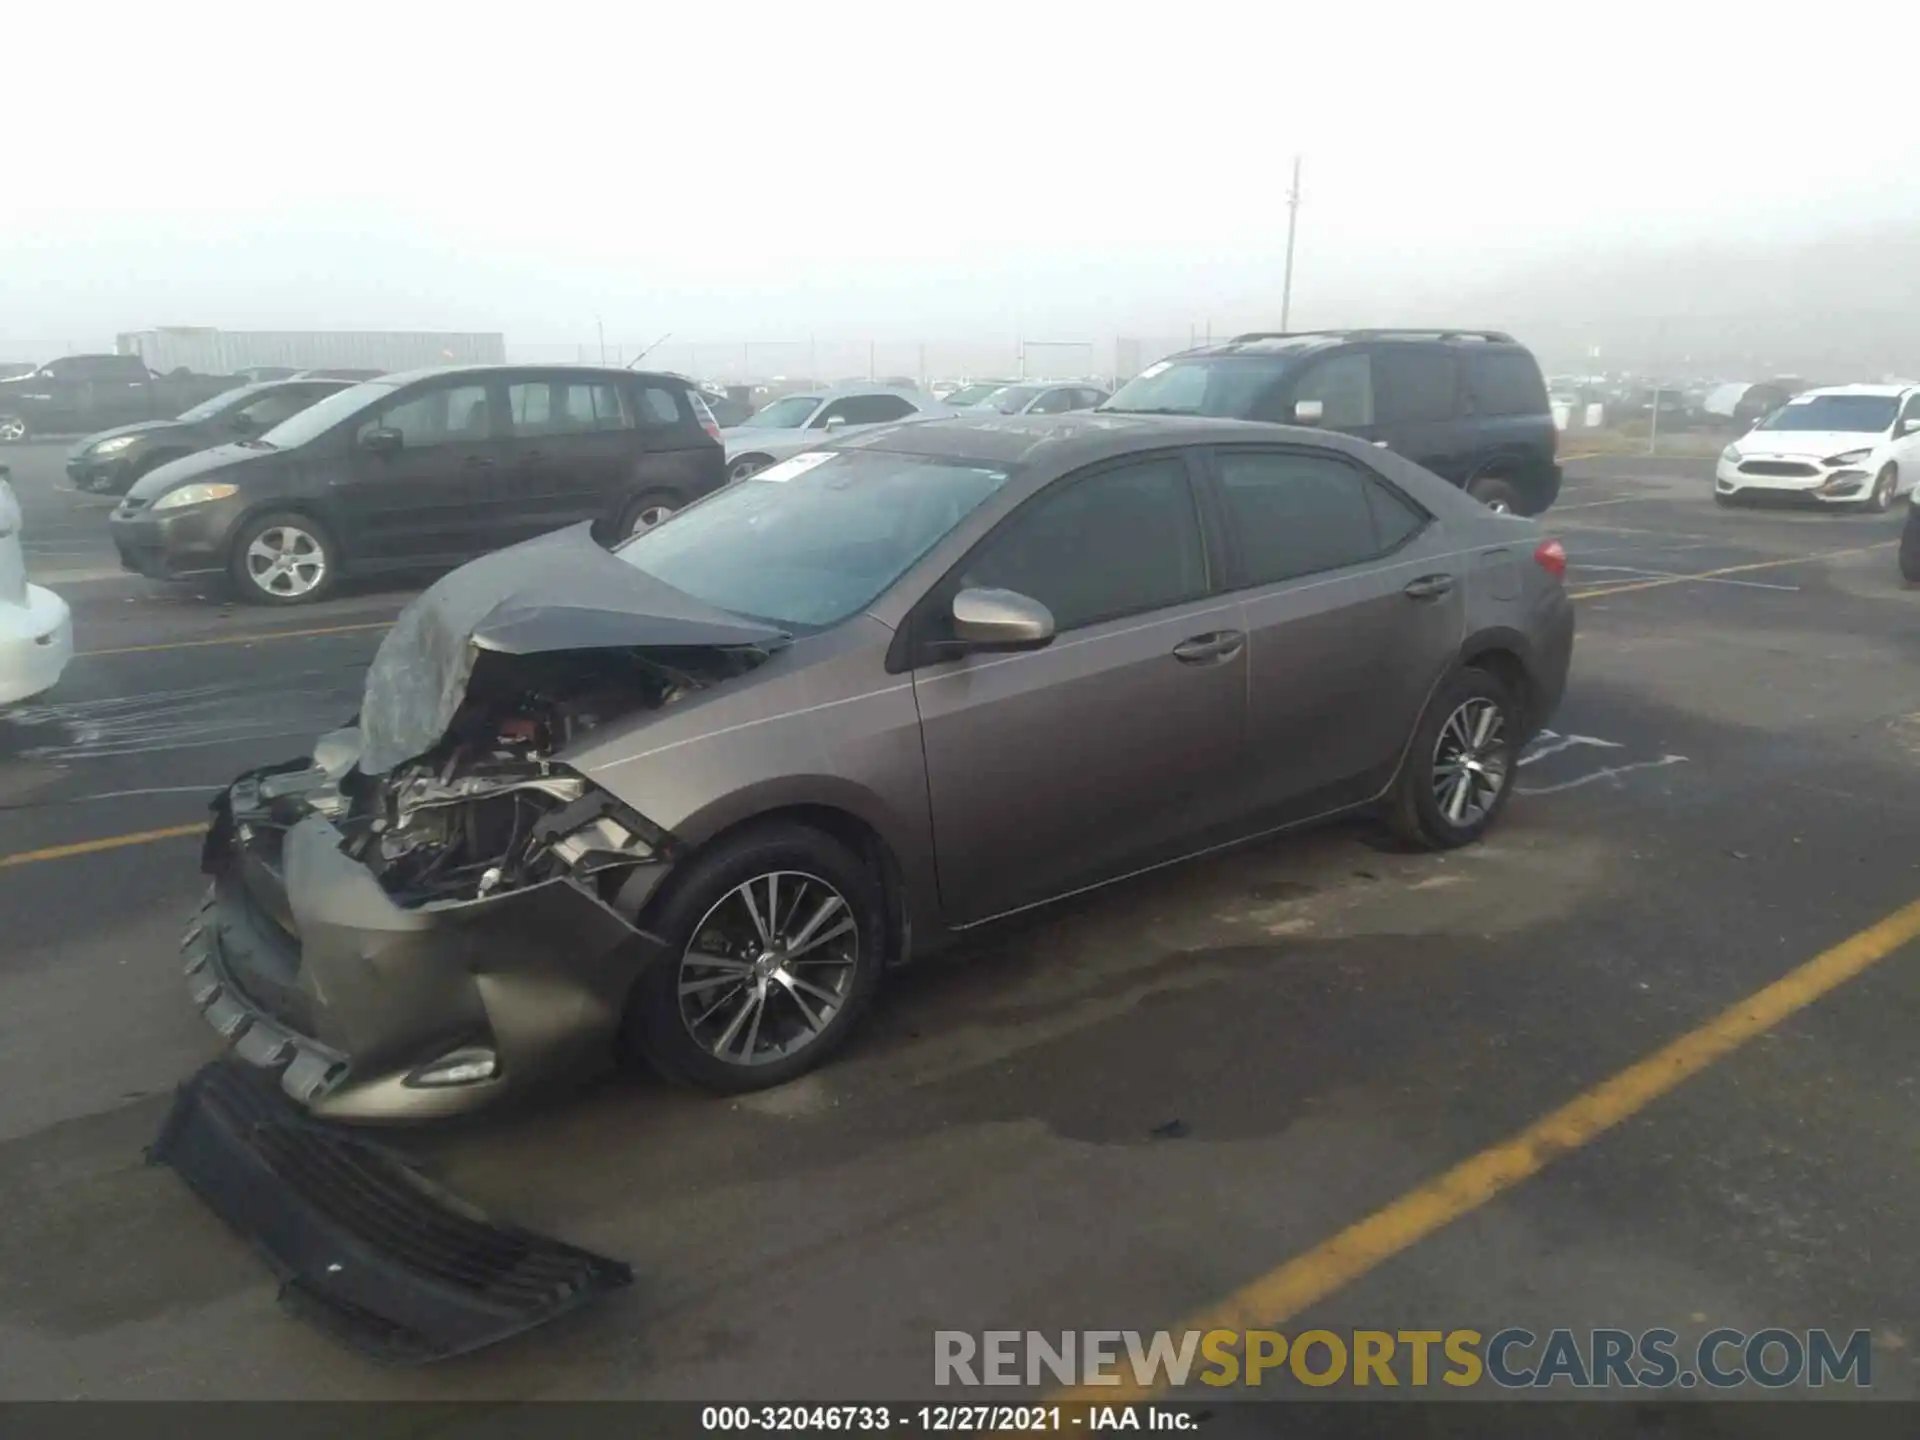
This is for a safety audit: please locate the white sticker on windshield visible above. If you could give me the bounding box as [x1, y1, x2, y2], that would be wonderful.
[1136, 361, 1171, 380]
[751, 451, 836, 483]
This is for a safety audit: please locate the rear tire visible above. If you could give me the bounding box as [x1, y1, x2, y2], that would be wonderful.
[1466, 473, 1522, 514]
[226, 511, 340, 606]
[1387, 666, 1520, 850]
[0, 414, 28, 444]
[616, 487, 683, 540]
[728, 453, 772, 483]
[622, 821, 887, 1094]
[1900, 504, 1920, 584]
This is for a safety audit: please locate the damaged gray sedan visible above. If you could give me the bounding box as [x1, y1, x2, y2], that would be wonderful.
[189, 414, 1574, 1121]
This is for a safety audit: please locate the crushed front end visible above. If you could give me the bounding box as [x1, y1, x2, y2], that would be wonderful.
[187, 643, 761, 1121]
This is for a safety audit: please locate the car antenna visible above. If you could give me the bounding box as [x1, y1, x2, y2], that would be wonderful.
[626, 332, 672, 369]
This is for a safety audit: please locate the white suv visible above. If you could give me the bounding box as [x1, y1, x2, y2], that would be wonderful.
[1716, 383, 1920, 510]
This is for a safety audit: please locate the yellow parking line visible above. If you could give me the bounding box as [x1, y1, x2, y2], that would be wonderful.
[0, 822, 205, 871]
[1568, 540, 1896, 601]
[78, 620, 392, 658]
[1057, 894, 1920, 1403]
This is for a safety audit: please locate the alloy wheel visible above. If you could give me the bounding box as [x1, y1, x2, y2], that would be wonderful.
[1430, 697, 1508, 827]
[629, 501, 676, 535]
[244, 525, 328, 599]
[676, 870, 860, 1068]
[0, 416, 26, 443]
[728, 457, 767, 483]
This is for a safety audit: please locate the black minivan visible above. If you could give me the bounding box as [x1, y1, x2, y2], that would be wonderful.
[109, 365, 726, 605]
[1103, 329, 1562, 515]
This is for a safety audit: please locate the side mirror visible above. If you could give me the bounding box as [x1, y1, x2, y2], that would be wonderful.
[823, 415, 848, 431]
[360, 426, 403, 456]
[229, 413, 256, 433]
[1900, 418, 1919, 437]
[1293, 399, 1324, 425]
[949, 587, 1055, 653]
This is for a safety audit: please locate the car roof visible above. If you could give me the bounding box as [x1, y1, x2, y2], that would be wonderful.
[367, 363, 689, 388]
[823, 411, 1372, 473]
[1172, 328, 1526, 361]
[1795, 383, 1913, 398]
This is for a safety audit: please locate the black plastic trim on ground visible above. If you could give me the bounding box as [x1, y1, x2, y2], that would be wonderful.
[149, 1059, 633, 1364]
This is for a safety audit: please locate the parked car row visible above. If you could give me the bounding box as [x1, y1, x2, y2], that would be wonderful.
[0, 353, 244, 442]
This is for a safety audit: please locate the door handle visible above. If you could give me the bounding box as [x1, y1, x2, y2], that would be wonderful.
[1172, 629, 1245, 665]
[1372, 439, 1390, 448]
[1403, 573, 1455, 600]
[465, 455, 498, 469]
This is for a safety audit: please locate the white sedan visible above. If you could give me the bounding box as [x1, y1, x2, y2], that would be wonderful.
[720, 385, 956, 482]
[0, 464, 73, 705]
[1715, 384, 1920, 511]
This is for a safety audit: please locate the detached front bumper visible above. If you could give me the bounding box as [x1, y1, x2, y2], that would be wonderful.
[188, 777, 672, 1123]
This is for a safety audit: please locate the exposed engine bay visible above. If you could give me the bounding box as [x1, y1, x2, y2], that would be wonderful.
[223, 643, 772, 910]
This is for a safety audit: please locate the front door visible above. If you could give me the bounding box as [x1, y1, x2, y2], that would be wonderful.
[911, 452, 1249, 925]
[1203, 445, 1464, 820]
[1893, 392, 1920, 495]
[331, 377, 504, 564]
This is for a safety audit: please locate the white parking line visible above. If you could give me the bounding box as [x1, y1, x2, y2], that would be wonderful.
[1572, 562, 1802, 593]
[1553, 496, 1642, 510]
[1519, 756, 1690, 795]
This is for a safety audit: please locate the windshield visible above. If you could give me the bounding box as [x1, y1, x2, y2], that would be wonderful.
[944, 383, 1010, 407]
[979, 385, 1043, 413]
[174, 385, 264, 423]
[1102, 356, 1296, 416]
[616, 450, 1012, 628]
[739, 395, 822, 429]
[256, 379, 396, 448]
[1755, 394, 1898, 434]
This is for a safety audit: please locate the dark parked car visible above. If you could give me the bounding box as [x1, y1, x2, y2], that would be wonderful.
[1103, 329, 1563, 515]
[1901, 488, 1920, 584]
[109, 365, 725, 605]
[66, 378, 353, 495]
[0, 353, 237, 442]
[185, 412, 1574, 1120]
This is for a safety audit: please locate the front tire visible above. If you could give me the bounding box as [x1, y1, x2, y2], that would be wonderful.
[1387, 666, 1520, 849]
[227, 511, 339, 606]
[1866, 465, 1898, 514]
[623, 821, 887, 1094]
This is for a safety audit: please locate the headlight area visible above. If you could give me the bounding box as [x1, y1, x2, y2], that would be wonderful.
[335, 667, 686, 912]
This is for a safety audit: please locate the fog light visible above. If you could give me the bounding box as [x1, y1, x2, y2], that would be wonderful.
[1818, 472, 1866, 496]
[406, 1046, 500, 1088]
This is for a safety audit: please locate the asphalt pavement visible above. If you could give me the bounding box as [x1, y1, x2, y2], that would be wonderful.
[3, 440, 1918, 1411]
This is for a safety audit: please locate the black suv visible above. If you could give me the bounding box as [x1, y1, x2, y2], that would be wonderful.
[1103, 330, 1562, 515]
[108, 365, 726, 605]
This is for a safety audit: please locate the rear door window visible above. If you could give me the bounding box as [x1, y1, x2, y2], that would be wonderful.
[1465, 352, 1549, 417]
[1212, 448, 1410, 585]
[1374, 350, 1460, 423]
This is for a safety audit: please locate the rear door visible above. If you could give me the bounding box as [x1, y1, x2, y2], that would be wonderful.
[1372, 346, 1478, 482]
[627, 379, 724, 513]
[1200, 444, 1462, 821]
[499, 372, 636, 543]
[88, 356, 156, 426]
[332, 376, 505, 562]
[1461, 349, 1557, 485]
[911, 452, 1249, 924]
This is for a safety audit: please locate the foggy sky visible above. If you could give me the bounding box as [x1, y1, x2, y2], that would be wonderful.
[8, 1, 1920, 374]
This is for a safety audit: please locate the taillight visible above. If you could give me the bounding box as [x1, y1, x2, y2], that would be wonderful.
[702, 422, 721, 441]
[1533, 538, 1567, 581]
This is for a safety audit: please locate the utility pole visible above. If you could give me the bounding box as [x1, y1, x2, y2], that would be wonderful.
[597, 317, 606, 365]
[1280, 155, 1302, 331]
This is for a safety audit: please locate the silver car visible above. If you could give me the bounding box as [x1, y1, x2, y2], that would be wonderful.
[720, 384, 953, 481]
[959, 381, 1110, 417]
[186, 414, 1574, 1121]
